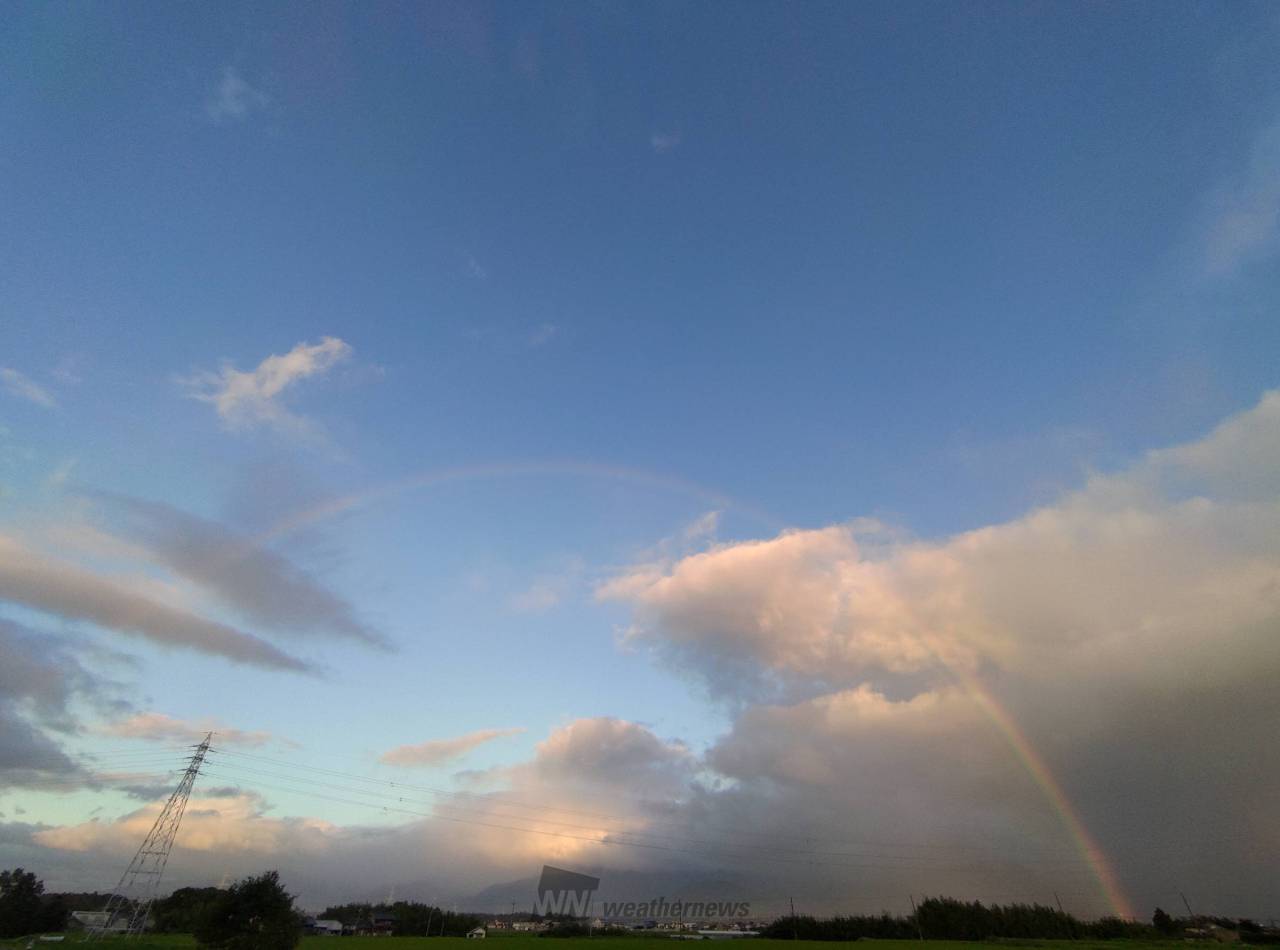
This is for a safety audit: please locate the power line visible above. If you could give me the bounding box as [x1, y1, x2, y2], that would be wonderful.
[206, 747, 1109, 860]
[91, 733, 212, 938]
[199, 764, 1112, 877]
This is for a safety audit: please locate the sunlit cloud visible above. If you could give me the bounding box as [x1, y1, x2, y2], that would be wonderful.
[179, 337, 352, 439]
[96, 712, 279, 748]
[380, 728, 525, 767]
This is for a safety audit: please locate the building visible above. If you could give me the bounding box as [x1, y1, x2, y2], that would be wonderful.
[467, 927, 487, 939]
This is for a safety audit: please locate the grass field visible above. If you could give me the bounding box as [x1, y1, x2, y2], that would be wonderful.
[1, 937, 1183, 950]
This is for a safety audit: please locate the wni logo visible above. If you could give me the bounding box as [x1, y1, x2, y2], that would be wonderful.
[533, 865, 600, 917]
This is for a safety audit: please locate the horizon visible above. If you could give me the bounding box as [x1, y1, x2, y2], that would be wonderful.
[2, 0, 1279, 925]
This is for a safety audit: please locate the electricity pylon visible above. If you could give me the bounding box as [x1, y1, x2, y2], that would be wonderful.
[94, 733, 212, 937]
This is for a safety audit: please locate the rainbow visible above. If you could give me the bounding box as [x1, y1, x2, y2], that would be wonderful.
[252, 459, 779, 547]
[957, 669, 1134, 919]
[250, 458, 1133, 919]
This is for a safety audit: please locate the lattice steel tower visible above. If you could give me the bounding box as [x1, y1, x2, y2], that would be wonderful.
[94, 732, 212, 937]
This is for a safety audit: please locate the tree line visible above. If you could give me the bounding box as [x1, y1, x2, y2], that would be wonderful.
[318, 900, 483, 936]
[760, 897, 1279, 942]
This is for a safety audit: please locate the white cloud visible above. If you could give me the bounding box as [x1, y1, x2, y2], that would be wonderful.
[596, 390, 1280, 915]
[528, 323, 560, 347]
[1204, 121, 1280, 275]
[650, 131, 682, 154]
[380, 728, 525, 767]
[180, 337, 352, 438]
[0, 368, 56, 408]
[206, 67, 269, 124]
[510, 557, 585, 613]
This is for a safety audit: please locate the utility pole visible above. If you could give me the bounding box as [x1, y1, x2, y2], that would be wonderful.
[790, 897, 798, 940]
[1181, 892, 1196, 922]
[94, 733, 213, 938]
[908, 895, 924, 942]
[1055, 892, 1065, 915]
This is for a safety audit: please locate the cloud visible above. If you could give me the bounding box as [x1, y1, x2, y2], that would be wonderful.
[380, 728, 525, 767]
[1204, 121, 1280, 275]
[597, 390, 1280, 915]
[528, 323, 560, 347]
[0, 368, 56, 408]
[0, 620, 124, 790]
[97, 712, 278, 748]
[511, 557, 585, 613]
[601, 393, 1280, 703]
[0, 533, 312, 672]
[180, 337, 352, 438]
[206, 67, 269, 123]
[17, 394, 1280, 916]
[93, 493, 386, 647]
[650, 131, 682, 154]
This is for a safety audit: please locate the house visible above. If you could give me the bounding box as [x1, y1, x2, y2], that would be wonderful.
[467, 927, 487, 939]
[311, 919, 343, 937]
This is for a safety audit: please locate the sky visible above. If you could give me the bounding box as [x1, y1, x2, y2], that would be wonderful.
[2, 0, 1280, 922]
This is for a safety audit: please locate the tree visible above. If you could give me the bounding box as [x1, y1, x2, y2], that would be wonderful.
[1154, 907, 1180, 936]
[0, 868, 46, 938]
[153, 887, 224, 933]
[194, 871, 302, 950]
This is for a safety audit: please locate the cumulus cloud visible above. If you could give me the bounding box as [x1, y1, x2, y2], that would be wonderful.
[17, 395, 1280, 916]
[97, 712, 278, 748]
[180, 337, 352, 439]
[0, 533, 312, 672]
[206, 67, 269, 123]
[380, 728, 525, 767]
[0, 367, 56, 408]
[597, 391, 1280, 916]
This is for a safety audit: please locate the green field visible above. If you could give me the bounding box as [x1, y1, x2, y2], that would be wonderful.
[1, 937, 1183, 950]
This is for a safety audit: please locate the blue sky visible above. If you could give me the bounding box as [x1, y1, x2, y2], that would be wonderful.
[2, 1, 1280, 917]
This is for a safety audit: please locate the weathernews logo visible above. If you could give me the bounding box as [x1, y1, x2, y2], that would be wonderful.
[533, 866, 600, 917]
[532, 865, 751, 920]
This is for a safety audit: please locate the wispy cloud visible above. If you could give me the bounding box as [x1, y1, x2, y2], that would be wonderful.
[0, 368, 56, 408]
[528, 323, 560, 347]
[650, 131, 681, 154]
[97, 712, 280, 748]
[379, 727, 524, 767]
[180, 337, 352, 439]
[0, 533, 312, 672]
[95, 493, 387, 648]
[511, 556, 585, 613]
[206, 66, 269, 124]
[1204, 121, 1280, 276]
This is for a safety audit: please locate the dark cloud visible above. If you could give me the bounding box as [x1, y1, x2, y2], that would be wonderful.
[0, 620, 112, 790]
[0, 534, 313, 671]
[95, 493, 386, 648]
